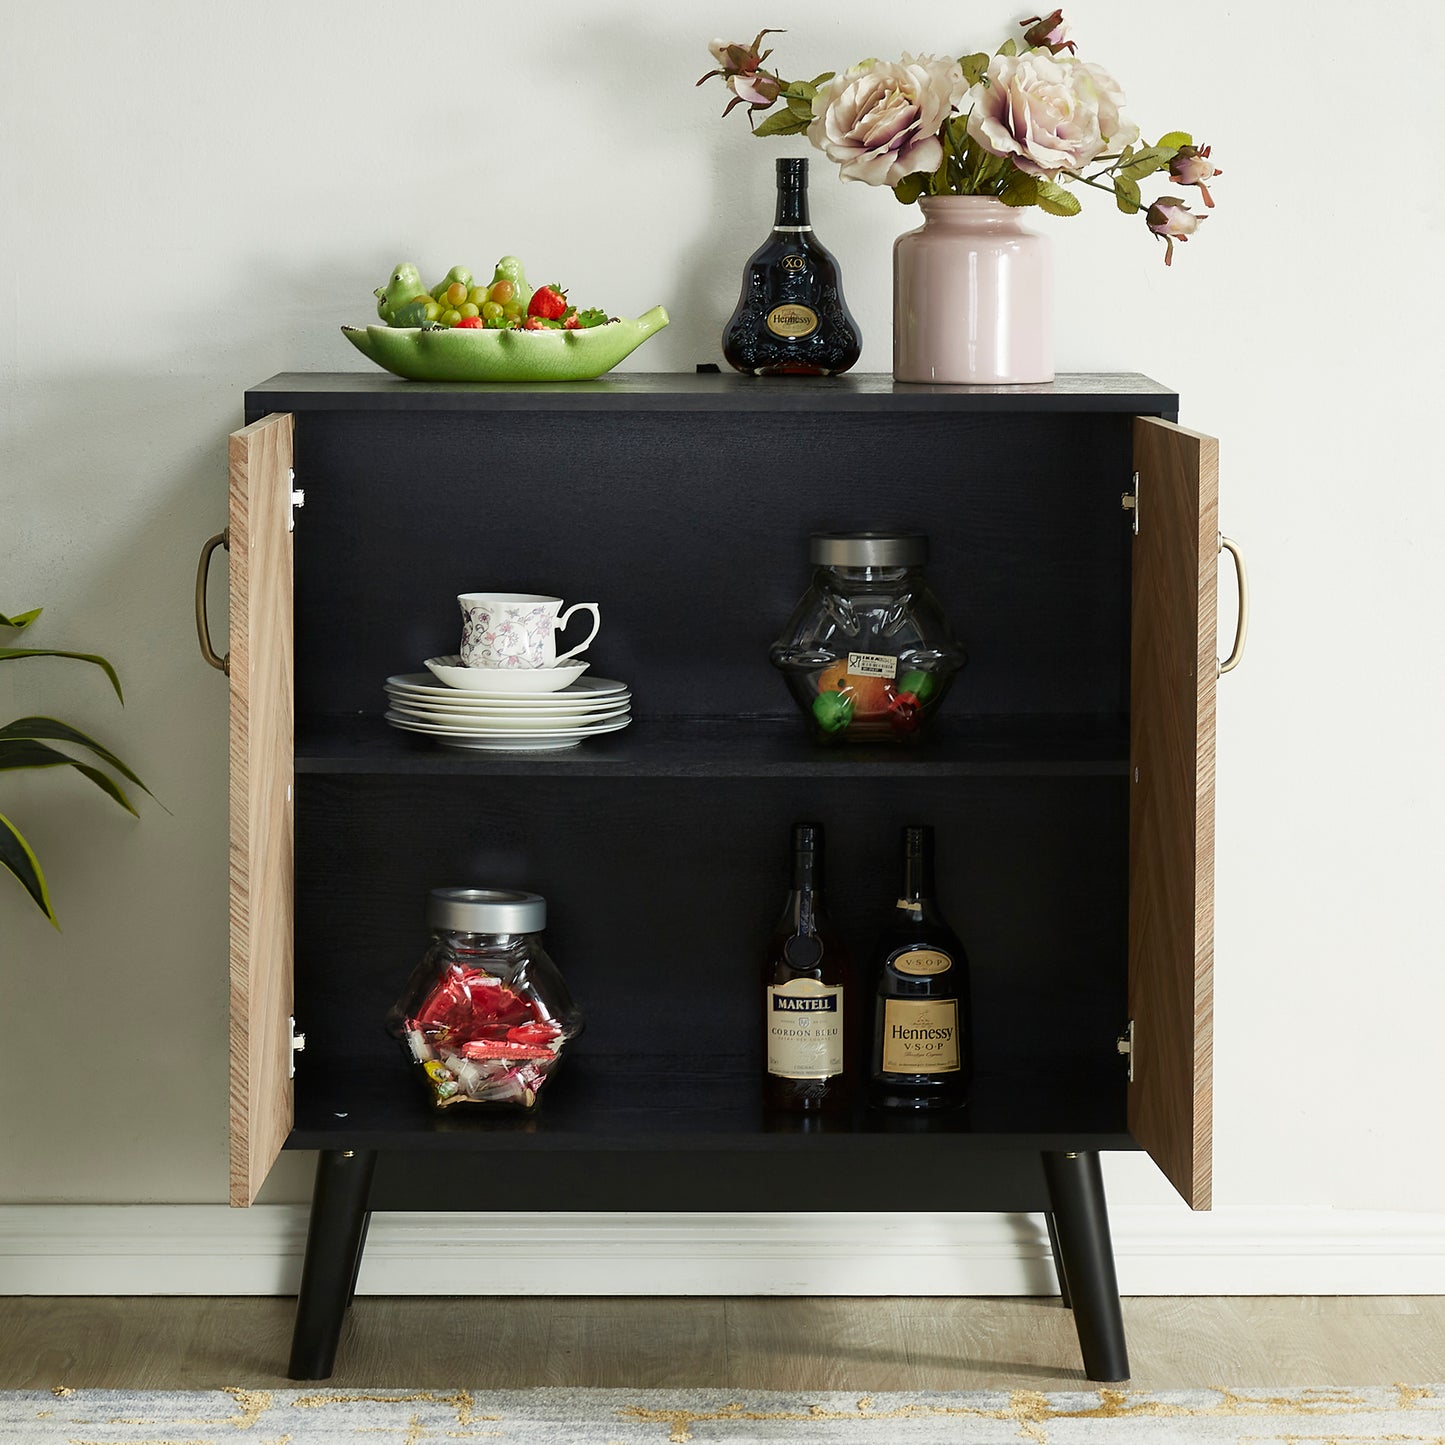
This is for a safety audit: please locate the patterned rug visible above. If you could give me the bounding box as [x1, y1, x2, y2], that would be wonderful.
[2, 1384, 1442, 1443]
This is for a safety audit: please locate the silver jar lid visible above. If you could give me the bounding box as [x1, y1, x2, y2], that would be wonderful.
[426, 887, 546, 934]
[809, 532, 928, 567]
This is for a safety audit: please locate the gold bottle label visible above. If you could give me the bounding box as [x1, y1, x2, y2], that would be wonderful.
[880, 998, 960, 1074]
[893, 948, 953, 977]
[766, 303, 819, 338]
[767, 977, 844, 1079]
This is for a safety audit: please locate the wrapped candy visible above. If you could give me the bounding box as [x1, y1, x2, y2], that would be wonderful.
[387, 889, 583, 1110]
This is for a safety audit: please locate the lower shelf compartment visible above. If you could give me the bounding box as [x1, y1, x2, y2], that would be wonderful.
[287, 1051, 1131, 1154]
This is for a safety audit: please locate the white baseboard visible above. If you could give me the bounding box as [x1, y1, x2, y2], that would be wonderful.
[3, 1205, 1445, 1297]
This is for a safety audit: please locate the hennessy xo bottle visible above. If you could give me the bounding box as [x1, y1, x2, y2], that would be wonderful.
[723, 157, 862, 376]
[869, 825, 973, 1110]
[763, 822, 853, 1112]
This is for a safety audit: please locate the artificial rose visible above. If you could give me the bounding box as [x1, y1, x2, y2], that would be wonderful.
[1168, 143, 1221, 207]
[1021, 9, 1076, 54]
[808, 54, 968, 187]
[1145, 197, 1204, 265]
[698, 30, 783, 118]
[966, 49, 1138, 178]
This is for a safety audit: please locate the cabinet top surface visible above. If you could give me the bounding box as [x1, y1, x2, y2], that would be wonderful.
[246, 370, 1177, 414]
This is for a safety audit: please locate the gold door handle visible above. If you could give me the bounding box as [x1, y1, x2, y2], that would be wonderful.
[1218, 533, 1249, 676]
[195, 528, 230, 675]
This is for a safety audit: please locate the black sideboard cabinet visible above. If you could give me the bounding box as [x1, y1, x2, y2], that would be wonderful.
[208, 372, 1224, 1383]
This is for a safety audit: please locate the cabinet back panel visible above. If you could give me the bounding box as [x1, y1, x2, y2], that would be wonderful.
[294, 775, 1126, 1086]
[290, 410, 1131, 720]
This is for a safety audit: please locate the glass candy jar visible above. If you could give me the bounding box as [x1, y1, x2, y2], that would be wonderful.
[386, 888, 583, 1110]
[770, 532, 966, 743]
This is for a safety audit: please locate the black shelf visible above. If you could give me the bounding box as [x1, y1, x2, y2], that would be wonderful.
[248, 370, 1177, 418]
[288, 1050, 1130, 1154]
[295, 713, 1129, 779]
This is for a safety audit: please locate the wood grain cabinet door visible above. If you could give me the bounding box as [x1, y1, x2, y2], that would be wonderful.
[227, 412, 296, 1207]
[1128, 416, 1219, 1211]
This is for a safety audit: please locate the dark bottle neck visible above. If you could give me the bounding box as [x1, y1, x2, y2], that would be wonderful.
[788, 822, 824, 932]
[901, 825, 935, 903]
[774, 158, 812, 231]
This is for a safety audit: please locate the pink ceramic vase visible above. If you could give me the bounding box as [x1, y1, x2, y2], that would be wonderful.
[893, 196, 1054, 385]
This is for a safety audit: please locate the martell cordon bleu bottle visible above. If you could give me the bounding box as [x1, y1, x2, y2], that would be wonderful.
[869, 825, 972, 1110]
[763, 821, 853, 1112]
[723, 157, 862, 376]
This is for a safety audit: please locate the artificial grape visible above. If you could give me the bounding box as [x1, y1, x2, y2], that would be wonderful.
[481, 300, 504, 321]
[440, 308, 462, 327]
[423, 301, 442, 322]
[502, 300, 523, 320]
[468, 287, 489, 308]
[444, 282, 469, 308]
[488, 279, 515, 305]
[460, 302, 480, 319]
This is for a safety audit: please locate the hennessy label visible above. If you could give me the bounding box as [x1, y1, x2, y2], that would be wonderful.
[847, 652, 898, 679]
[766, 303, 819, 338]
[767, 978, 844, 1079]
[880, 998, 961, 1075]
[893, 948, 954, 977]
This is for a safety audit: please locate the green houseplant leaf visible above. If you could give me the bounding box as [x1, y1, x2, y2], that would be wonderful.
[1, 607, 151, 927]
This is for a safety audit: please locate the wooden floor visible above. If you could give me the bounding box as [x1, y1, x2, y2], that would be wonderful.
[1, 1296, 1443, 1390]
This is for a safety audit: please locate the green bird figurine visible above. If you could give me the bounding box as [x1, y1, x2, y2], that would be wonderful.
[430, 265, 474, 302]
[375, 262, 424, 323]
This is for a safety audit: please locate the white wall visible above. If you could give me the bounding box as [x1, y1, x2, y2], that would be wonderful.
[2, 0, 1442, 1278]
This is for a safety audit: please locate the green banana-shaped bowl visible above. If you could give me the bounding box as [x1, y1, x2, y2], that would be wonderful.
[342, 306, 669, 382]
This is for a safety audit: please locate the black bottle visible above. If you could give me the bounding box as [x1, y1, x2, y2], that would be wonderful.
[763, 822, 854, 1112]
[869, 825, 973, 1110]
[723, 157, 862, 376]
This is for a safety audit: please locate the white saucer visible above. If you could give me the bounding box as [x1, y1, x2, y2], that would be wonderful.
[385, 687, 630, 716]
[385, 712, 632, 751]
[424, 656, 589, 693]
[386, 704, 631, 732]
[390, 672, 627, 702]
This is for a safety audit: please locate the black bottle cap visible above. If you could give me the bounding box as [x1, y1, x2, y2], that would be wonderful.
[776, 156, 808, 185]
[903, 824, 933, 852]
[793, 821, 822, 853]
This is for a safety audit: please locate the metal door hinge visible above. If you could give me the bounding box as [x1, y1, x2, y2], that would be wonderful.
[289, 1015, 307, 1078]
[1122, 472, 1139, 534]
[289, 469, 305, 532]
[1116, 1019, 1135, 1082]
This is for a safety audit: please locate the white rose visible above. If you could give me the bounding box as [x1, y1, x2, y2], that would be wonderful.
[808, 54, 968, 188]
[965, 50, 1139, 179]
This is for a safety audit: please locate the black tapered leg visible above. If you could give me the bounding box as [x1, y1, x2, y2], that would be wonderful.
[345, 1211, 373, 1309]
[1042, 1151, 1129, 1382]
[289, 1150, 377, 1380]
[1043, 1210, 1072, 1308]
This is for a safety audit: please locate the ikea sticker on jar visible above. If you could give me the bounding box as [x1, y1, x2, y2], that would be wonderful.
[847, 651, 898, 679]
[893, 948, 954, 977]
[767, 304, 819, 338]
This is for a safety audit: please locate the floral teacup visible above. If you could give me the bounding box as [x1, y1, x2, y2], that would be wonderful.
[458, 593, 601, 670]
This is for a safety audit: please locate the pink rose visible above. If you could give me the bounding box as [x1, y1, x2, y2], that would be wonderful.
[1146, 197, 1204, 265]
[966, 49, 1138, 178]
[1168, 143, 1221, 208]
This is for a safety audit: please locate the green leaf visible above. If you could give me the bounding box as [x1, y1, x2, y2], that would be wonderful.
[0, 810, 56, 926]
[960, 51, 991, 87]
[893, 172, 929, 205]
[0, 738, 139, 816]
[1036, 179, 1083, 216]
[0, 716, 152, 796]
[1114, 176, 1142, 214]
[1117, 147, 1172, 182]
[0, 608, 41, 631]
[751, 108, 810, 138]
[807, 72, 835, 89]
[785, 95, 813, 121]
[0, 647, 124, 702]
[1157, 130, 1193, 150]
[997, 38, 1017, 57]
[999, 171, 1041, 208]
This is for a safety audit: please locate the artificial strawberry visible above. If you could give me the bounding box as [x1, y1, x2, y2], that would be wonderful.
[527, 284, 568, 320]
[453, 315, 485, 328]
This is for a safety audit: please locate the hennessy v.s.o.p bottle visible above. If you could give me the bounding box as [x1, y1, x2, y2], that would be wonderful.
[723, 157, 862, 376]
[869, 825, 972, 1110]
[763, 821, 854, 1112]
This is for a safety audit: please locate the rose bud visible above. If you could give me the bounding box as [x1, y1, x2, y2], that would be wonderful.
[698, 29, 785, 117]
[1146, 197, 1205, 266]
[1168, 143, 1221, 207]
[1021, 10, 1077, 54]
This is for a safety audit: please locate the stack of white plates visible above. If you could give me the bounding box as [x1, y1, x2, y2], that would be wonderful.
[384, 670, 632, 751]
